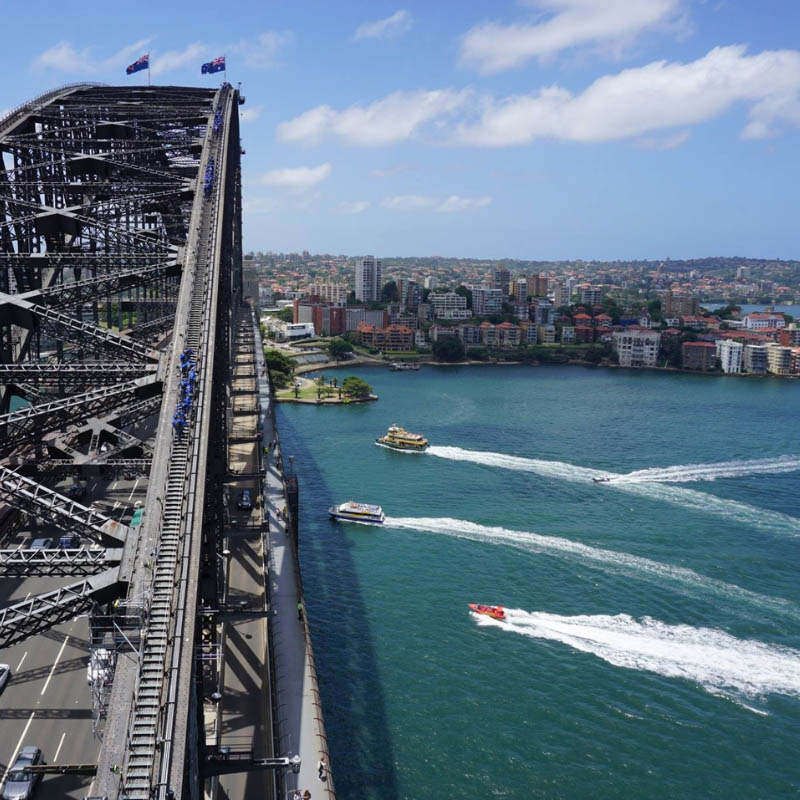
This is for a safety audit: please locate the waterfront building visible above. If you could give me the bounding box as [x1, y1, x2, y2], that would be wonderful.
[663, 292, 699, 317]
[682, 341, 717, 371]
[595, 313, 612, 328]
[430, 324, 459, 342]
[613, 329, 661, 367]
[471, 287, 503, 316]
[492, 267, 511, 300]
[417, 303, 432, 323]
[716, 339, 743, 374]
[496, 322, 522, 349]
[438, 308, 472, 321]
[389, 310, 418, 329]
[743, 344, 768, 374]
[355, 256, 383, 302]
[560, 326, 576, 344]
[538, 325, 557, 344]
[743, 312, 786, 331]
[766, 343, 792, 375]
[346, 307, 388, 332]
[414, 330, 430, 350]
[479, 322, 498, 347]
[575, 326, 595, 344]
[429, 292, 467, 317]
[458, 324, 481, 345]
[579, 285, 603, 306]
[357, 323, 415, 351]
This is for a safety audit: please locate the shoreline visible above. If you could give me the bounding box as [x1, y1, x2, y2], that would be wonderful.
[295, 356, 798, 380]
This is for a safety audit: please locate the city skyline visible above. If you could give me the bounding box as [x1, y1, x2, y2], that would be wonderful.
[3, 0, 800, 259]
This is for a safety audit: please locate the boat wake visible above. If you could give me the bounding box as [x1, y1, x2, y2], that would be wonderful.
[473, 609, 800, 704]
[615, 456, 800, 484]
[384, 517, 799, 623]
[426, 446, 800, 536]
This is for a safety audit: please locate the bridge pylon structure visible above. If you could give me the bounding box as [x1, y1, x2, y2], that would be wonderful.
[0, 83, 243, 799]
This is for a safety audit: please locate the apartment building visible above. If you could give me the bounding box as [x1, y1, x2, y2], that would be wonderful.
[766, 343, 792, 375]
[663, 292, 699, 317]
[715, 339, 743, 374]
[743, 344, 768, 374]
[308, 283, 349, 304]
[743, 312, 786, 331]
[613, 329, 661, 367]
[471, 286, 503, 316]
[579, 285, 603, 306]
[430, 292, 467, 317]
[354, 256, 383, 302]
[682, 341, 717, 371]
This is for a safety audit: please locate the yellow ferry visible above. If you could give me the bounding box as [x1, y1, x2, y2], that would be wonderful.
[375, 424, 429, 452]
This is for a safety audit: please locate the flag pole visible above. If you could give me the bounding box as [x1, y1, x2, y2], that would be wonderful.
[148, 54, 151, 86]
[224, 55, 227, 83]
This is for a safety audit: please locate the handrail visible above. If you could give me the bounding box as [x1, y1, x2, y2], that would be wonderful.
[0, 83, 106, 132]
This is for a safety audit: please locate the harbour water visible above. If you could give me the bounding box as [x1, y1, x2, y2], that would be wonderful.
[276, 366, 800, 799]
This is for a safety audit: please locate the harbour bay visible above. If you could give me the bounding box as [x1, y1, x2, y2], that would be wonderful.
[276, 365, 800, 799]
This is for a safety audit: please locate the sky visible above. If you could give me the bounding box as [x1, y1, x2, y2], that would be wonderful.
[4, 0, 800, 260]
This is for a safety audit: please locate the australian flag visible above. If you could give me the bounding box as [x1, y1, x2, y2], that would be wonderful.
[126, 54, 149, 75]
[201, 56, 225, 75]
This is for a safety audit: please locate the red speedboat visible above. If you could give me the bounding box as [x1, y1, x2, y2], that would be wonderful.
[468, 603, 506, 621]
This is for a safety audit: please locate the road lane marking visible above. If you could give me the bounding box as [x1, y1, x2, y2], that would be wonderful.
[118, 505, 128, 523]
[112, 501, 120, 512]
[53, 732, 66, 762]
[111, 481, 118, 490]
[15, 652, 27, 671]
[24, 593, 30, 601]
[128, 478, 140, 502]
[41, 635, 69, 696]
[1, 711, 34, 788]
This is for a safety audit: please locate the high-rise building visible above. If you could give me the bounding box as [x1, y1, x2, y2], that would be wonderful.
[552, 281, 571, 309]
[355, 256, 383, 302]
[743, 344, 768, 374]
[471, 287, 502, 316]
[579, 285, 603, 306]
[512, 277, 529, 301]
[765, 343, 792, 375]
[533, 299, 554, 326]
[308, 283, 349, 304]
[397, 279, 421, 312]
[663, 292, 698, 317]
[492, 267, 511, 301]
[527, 274, 549, 297]
[423, 275, 437, 290]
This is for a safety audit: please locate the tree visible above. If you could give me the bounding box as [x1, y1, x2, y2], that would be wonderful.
[432, 336, 466, 362]
[341, 376, 372, 398]
[466, 346, 489, 361]
[455, 285, 473, 309]
[381, 280, 399, 303]
[327, 337, 353, 360]
[275, 307, 293, 323]
[263, 347, 295, 388]
[647, 299, 662, 320]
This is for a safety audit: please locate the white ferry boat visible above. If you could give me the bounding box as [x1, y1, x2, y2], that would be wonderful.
[328, 501, 385, 525]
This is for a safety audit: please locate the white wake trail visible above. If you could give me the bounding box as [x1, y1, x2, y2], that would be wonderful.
[385, 517, 799, 623]
[473, 610, 800, 703]
[617, 456, 800, 484]
[426, 446, 800, 536]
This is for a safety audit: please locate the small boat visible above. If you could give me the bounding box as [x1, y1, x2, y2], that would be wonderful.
[328, 501, 385, 525]
[592, 476, 611, 483]
[389, 362, 420, 371]
[375, 424, 429, 452]
[468, 603, 506, 621]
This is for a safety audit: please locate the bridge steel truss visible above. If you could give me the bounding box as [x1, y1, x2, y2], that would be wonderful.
[0, 84, 243, 799]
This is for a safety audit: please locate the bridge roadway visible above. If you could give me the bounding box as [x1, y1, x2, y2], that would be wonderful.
[0, 472, 147, 799]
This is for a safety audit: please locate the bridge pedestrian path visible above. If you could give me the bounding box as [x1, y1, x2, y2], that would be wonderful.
[255, 311, 335, 800]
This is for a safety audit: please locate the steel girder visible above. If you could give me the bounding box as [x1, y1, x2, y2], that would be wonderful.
[0, 377, 161, 453]
[0, 569, 120, 650]
[0, 466, 127, 544]
[0, 546, 122, 576]
[0, 362, 156, 384]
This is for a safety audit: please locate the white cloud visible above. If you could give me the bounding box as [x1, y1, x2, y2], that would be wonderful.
[372, 164, 415, 178]
[239, 105, 264, 123]
[235, 31, 294, 68]
[382, 195, 434, 210]
[456, 46, 800, 145]
[636, 130, 690, 150]
[277, 89, 469, 146]
[460, 0, 683, 73]
[243, 196, 280, 214]
[354, 10, 413, 41]
[151, 42, 207, 76]
[339, 200, 370, 215]
[32, 38, 152, 74]
[436, 195, 492, 212]
[261, 163, 332, 192]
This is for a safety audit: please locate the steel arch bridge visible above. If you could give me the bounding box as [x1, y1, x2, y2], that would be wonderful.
[0, 83, 243, 799]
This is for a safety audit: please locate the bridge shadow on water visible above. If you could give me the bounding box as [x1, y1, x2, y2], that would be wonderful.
[277, 409, 398, 800]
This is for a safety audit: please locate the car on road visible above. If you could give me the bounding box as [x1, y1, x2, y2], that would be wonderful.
[236, 489, 253, 511]
[0, 664, 10, 694]
[57, 534, 81, 549]
[2, 745, 43, 799]
[29, 538, 53, 550]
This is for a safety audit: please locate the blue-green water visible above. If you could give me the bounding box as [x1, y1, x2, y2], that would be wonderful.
[277, 366, 800, 799]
